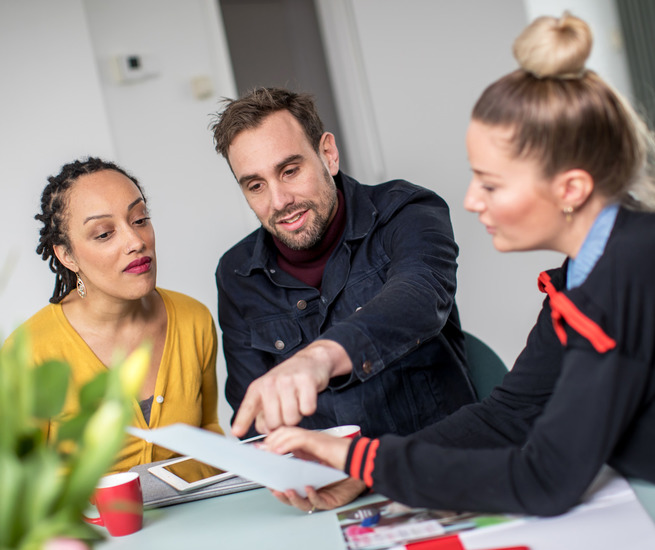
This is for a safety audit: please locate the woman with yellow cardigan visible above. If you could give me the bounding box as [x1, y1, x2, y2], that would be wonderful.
[4, 157, 222, 472]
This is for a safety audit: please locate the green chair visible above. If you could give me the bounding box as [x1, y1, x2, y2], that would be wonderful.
[463, 331, 508, 400]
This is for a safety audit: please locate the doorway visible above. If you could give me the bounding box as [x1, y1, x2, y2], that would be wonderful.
[219, 0, 349, 171]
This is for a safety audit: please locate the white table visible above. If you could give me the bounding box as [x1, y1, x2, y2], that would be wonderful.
[99, 472, 655, 550]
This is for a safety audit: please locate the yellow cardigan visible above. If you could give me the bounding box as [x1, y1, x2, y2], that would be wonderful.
[9, 288, 222, 473]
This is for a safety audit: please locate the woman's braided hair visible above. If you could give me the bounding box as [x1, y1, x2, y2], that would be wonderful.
[35, 157, 145, 303]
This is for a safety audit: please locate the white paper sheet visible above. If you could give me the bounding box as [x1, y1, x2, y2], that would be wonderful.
[127, 424, 348, 498]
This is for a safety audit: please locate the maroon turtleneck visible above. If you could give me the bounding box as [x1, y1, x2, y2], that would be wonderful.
[272, 189, 346, 289]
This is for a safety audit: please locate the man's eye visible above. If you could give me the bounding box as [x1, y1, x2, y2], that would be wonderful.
[249, 182, 263, 192]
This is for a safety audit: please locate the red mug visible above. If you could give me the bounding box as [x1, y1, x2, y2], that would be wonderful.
[321, 425, 361, 439]
[83, 472, 143, 536]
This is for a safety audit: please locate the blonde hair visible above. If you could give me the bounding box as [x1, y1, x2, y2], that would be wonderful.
[472, 12, 655, 211]
[513, 13, 591, 79]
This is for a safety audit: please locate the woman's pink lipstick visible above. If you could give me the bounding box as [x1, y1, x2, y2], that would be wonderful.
[124, 257, 152, 274]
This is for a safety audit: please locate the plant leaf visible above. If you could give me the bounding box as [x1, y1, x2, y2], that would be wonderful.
[16, 507, 102, 549]
[60, 401, 128, 508]
[56, 411, 93, 445]
[79, 370, 109, 411]
[32, 360, 70, 419]
[19, 447, 64, 532]
[0, 453, 22, 547]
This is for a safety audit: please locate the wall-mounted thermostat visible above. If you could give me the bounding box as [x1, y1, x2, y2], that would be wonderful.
[111, 54, 159, 83]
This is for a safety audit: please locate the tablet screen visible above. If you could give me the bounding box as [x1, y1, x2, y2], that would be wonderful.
[162, 458, 228, 483]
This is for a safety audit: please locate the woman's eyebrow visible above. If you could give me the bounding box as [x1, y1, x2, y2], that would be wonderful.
[83, 197, 144, 224]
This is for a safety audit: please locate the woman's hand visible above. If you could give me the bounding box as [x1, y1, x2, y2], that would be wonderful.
[264, 426, 365, 511]
[264, 426, 351, 470]
[270, 478, 367, 512]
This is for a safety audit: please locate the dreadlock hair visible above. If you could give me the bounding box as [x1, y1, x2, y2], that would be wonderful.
[35, 157, 145, 303]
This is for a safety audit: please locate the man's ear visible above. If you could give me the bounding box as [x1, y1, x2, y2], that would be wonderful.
[319, 132, 340, 176]
[53, 244, 78, 273]
[554, 169, 595, 211]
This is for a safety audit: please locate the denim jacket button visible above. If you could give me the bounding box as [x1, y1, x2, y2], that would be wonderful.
[274, 339, 285, 350]
[362, 360, 372, 374]
[296, 300, 307, 310]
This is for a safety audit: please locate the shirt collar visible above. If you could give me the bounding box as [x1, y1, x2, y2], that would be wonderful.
[566, 203, 619, 290]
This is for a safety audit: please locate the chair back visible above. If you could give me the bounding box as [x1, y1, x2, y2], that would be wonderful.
[463, 331, 508, 400]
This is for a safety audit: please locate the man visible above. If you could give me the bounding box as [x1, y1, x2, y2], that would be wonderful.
[212, 87, 475, 439]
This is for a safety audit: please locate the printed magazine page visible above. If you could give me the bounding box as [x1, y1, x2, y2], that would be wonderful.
[337, 499, 524, 550]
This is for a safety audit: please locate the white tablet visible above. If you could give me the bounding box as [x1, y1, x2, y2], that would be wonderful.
[147, 434, 268, 492]
[148, 456, 237, 492]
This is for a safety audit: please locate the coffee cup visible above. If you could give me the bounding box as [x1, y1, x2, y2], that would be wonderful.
[83, 472, 143, 536]
[321, 425, 361, 439]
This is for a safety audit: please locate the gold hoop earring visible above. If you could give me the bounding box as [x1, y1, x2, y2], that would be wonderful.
[563, 206, 574, 223]
[76, 272, 87, 299]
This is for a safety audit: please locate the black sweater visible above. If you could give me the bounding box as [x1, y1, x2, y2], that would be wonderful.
[346, 207, 655, 516]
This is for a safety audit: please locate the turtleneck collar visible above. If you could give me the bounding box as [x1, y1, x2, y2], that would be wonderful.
[272, 188, 346, 288]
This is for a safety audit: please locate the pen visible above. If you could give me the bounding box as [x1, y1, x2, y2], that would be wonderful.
[240, 433, 267, 444]
[390, 535, 530, 550]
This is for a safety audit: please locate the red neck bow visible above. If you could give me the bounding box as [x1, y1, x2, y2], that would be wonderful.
[537, 271, 616, 353]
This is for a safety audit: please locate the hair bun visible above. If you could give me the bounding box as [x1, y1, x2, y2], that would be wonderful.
[513, 12, 592, 79]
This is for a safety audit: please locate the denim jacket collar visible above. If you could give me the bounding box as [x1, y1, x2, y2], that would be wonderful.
[235, 172, 378, 277]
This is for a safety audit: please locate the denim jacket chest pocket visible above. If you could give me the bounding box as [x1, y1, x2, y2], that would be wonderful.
[328, 243, 391, 318]
[249, 315, 304, 363]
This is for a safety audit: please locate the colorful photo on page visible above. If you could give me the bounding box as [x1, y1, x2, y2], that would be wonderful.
[337, 499, 522, 550]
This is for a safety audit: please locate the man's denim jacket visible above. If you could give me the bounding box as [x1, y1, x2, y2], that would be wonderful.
[216, 173, 475, 438]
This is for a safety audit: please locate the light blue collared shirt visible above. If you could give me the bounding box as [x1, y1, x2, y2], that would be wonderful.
[566, 203, 619, 290]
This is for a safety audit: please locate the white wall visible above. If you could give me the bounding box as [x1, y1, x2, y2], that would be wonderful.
[0, 0, 115, 335]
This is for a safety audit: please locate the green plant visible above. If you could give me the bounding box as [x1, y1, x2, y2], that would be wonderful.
[0, 328, 150, 550]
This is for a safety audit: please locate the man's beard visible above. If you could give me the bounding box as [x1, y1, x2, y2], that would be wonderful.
[266, 168, 337, 250]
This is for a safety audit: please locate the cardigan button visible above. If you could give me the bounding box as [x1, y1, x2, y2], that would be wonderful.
[156, 395, 164, 404]
[274, 339, 285, 350]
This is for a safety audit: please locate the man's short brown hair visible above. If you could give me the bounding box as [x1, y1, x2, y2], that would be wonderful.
[211, 87, 325, 162]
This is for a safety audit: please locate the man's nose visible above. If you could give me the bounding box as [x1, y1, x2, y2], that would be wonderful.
[270, 182, 294, 211]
